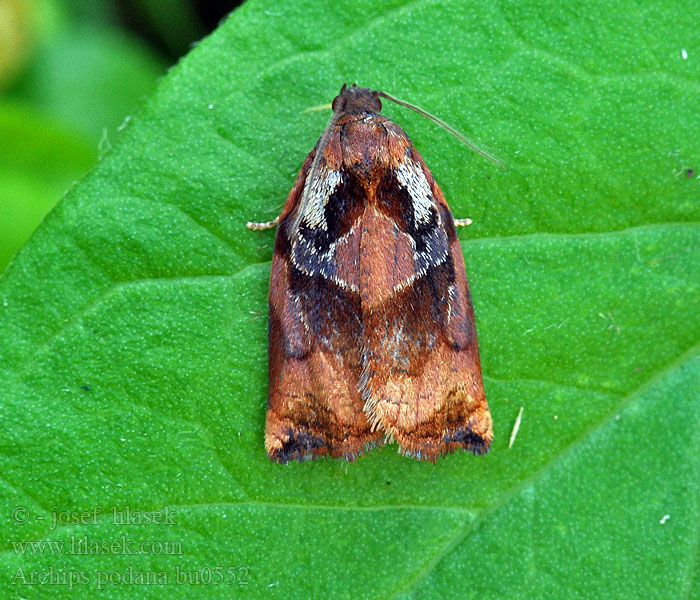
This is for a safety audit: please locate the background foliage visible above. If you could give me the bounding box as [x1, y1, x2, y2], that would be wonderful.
[1, 0, 698, 598]
[0, 0, 236, 271]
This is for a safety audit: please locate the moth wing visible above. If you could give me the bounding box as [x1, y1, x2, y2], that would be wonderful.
[265, 148, 382, 463]
[360, 146, 493, 461]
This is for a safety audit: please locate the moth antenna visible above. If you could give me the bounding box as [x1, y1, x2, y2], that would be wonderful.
[304, 102, 333, 113]
[376, 91, 506, 169]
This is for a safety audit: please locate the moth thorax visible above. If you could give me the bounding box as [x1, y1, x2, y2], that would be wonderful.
[342, 121, 390, 175]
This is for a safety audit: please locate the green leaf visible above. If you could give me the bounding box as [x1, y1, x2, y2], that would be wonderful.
[1, 0, 698, 598]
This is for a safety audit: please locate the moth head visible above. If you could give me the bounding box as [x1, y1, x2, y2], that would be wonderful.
[325, 83, 505, 168]
[332, 83, 382, 114]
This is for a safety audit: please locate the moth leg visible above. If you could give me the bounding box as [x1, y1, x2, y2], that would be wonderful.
[246, 215, 280, 230]
[453, 217, 472, 227]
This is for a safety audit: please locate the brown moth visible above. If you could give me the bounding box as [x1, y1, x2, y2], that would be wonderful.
[248, 84, 499, 463]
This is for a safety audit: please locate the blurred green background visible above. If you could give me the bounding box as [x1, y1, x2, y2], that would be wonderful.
[0, 0, 241, 273]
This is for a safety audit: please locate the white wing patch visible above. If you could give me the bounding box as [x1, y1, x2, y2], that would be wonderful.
[299, 167, 343, 230]
[395, 159, 434, 225]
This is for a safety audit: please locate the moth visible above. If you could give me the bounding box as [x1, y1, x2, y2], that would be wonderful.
[248, 84, 500, 463]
